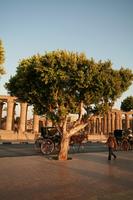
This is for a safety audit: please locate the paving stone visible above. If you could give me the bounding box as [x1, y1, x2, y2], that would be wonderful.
[0, 150, 133, 200]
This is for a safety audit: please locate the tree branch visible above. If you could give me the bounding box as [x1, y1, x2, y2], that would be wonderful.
[78, 101, 84, 122]
[62, 115, 68, 134]
[68, 122, 88, 138]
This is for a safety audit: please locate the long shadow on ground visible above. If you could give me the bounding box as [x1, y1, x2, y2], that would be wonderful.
[0, 143, 107, 158]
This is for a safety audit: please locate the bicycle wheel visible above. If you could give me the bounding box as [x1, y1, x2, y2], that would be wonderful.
[41, 139, 54, 155]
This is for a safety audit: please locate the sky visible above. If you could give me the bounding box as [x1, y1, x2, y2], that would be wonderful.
[0, 0, 133, 110]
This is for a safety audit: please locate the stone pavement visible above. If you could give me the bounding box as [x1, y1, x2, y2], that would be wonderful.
[0, 151, 133, 200]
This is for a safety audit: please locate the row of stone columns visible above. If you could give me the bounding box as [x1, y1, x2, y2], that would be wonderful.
[87, 111, 132, 135]
[0, 96, 132, 134]
[0, 97, 39, 133]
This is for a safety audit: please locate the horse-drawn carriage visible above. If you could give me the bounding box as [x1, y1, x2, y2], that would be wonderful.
[34, 126, 88, 155]
[34, 127, 61, 155]
[114, 129, 133, 151]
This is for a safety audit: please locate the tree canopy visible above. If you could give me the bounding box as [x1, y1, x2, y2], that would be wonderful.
[5, 50, 133, 120]
[121, 96, 133, 111]
[5, 50, 133, 160]
[0, 40, 5, 76]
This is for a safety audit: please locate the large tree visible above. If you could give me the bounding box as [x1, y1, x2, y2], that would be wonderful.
[0, 39, 5, 77]
[5, 50, 133, 160]
[121, 96, 133, 111]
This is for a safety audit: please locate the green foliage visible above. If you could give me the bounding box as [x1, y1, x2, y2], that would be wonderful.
[5, 50, 133, 122]
[121, 96, 133, 111]
[0, 40, 5, 76]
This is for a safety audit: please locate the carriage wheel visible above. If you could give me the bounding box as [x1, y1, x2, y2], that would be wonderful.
[34, 138, 42, 152]
[41, 139, 55, 155]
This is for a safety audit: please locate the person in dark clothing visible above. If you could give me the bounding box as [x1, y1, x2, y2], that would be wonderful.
[106, 133, 117, 160]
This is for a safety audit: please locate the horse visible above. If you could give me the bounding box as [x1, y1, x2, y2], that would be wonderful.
[70, 133, 88, 152]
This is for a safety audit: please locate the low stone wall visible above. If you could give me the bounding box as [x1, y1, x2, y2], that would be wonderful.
[87, 134, 108, 142]
[0, 129, 107, 143]
[0, 130, 36, 143]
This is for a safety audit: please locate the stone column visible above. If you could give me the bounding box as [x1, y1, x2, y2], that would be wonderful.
[111, 113, 115, 133]
[93, 117, 96, 134]
[101, 117, 104, 134]
[6, 98, 14, 131]
[107, 112, 111, 133]
[98, 117, 102, 134]
[0, 102, 4, 128]
[19, 102, 28, 133]
[125, 114, 130, 129]
[115, 112, 119, 130]
[88, 119, 92, 134]
[95, 118, 98, 134]
[96, 118, 99, 134]
[119, 112, 122, 130]
[33, 114, 39, 133]
[90, 119, 93, 134]
[103, 114, 107, 134]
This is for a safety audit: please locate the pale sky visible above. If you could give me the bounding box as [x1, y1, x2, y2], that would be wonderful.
[0, 0, 133, 109]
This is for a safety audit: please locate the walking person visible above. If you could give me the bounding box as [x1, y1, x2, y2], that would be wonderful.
[107, 132, 117, 160]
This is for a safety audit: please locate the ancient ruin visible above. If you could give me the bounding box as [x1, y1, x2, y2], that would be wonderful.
[0, 95, 133, 142]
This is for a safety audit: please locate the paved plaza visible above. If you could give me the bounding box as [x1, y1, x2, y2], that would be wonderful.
[0, 144, 133, 200]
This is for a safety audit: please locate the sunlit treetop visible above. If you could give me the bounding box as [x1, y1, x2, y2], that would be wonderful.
[5, 50, 133, 122]
[121, 96, 133, 111]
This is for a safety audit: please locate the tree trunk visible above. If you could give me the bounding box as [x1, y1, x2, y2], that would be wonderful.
[58, 134, 70, 161]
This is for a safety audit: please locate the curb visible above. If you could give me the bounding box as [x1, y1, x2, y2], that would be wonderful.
[0, 141, 35, 145]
